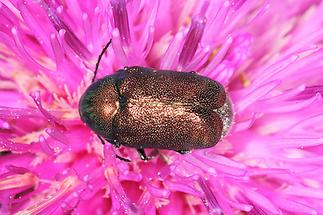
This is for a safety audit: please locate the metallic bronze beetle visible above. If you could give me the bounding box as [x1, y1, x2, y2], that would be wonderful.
[79, 41, 233, 161]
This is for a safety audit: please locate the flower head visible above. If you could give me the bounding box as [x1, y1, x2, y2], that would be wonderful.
[1, 0, 323, 214]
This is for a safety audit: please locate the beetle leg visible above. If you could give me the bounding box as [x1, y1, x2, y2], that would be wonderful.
[176, 150, 191, 154]
[111, 139, 121, 148]
[0, 151, 11, 156]
[115, 155, 131, 162]
[97, 135, 106, 145]
[99, 136, 120, 148]
[97, 135, 130, 162]
[137, 148, 149, 161]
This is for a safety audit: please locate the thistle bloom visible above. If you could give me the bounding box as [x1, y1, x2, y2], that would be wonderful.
[1, 0, 323, 214]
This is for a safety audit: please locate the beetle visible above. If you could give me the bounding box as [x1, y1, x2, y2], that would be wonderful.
[79, 40, 233, 161]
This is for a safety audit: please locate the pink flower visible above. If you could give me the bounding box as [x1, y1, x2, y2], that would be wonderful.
[1, 0, 323, 214]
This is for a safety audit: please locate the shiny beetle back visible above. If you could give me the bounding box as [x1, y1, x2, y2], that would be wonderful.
[79, 66, 233, 159]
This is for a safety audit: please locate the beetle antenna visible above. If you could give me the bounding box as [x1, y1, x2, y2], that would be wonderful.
[92, 39, 112, 83]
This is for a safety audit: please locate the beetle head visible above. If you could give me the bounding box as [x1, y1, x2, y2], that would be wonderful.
[79, 77, 119, 139]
